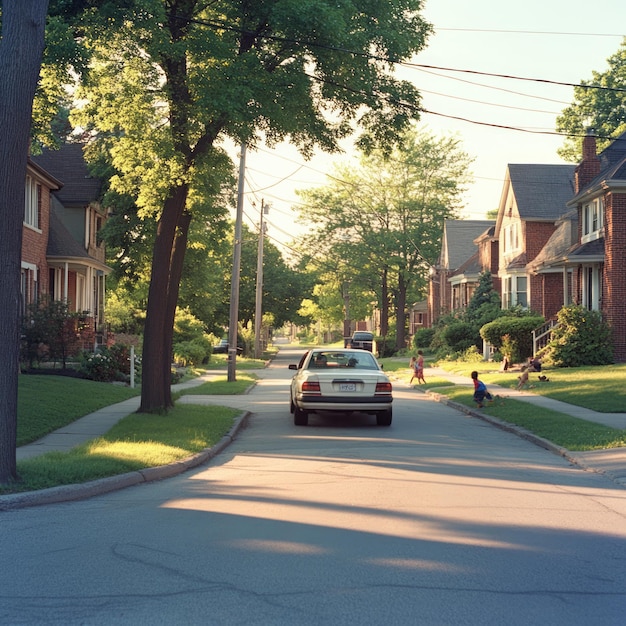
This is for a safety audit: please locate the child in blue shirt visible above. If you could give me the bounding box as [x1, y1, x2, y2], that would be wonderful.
[471, 371, 492, 408]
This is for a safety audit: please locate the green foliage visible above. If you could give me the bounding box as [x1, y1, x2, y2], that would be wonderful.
[296, 126, 473, 350]
[480, 315, 545, 361]
[173, 307, 208, 344]
[556, 40, 626, 162]
[105, 292, 144, 334]
[173, 340, 211, 367]
[171, 307, 214, 365]
[412, 327, 435, 350]
[545, 305, 613, 367]
[21, 297, 86, 368]
[431, 271, 504, 358]
[465, 271, 503, 327]
[459, 346, 484, 363]
[79, 343, 133, 382]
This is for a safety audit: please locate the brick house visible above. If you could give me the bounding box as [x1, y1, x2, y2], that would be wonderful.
[428, 219, 494, 324]
[495, 164, 576, 314]
[24, 143, 110, 345]
[564, 131, 626, 362]
[22, 160, 61, 312]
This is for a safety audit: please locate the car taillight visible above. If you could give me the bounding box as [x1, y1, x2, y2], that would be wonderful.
[375, 381, 392, 394]
[302, 381, 321, 394]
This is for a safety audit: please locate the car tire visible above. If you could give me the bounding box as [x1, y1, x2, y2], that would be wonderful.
[376, 409, 392, 426]
[289, 394, 295, 414]
[294, 406, 309, 426]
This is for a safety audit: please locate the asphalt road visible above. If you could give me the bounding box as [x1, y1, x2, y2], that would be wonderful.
[2, 347, 625, 625]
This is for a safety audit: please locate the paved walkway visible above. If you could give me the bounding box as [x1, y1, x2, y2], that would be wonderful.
[4, 363, 625, 510]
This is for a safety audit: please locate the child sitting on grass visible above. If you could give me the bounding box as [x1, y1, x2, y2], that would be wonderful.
[471, 371, 493, 408]
[517, 366, 530, 390]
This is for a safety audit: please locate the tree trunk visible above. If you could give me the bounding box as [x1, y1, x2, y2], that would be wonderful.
[380, 268, 389, 337]
[0, 1, 49, 484]
[139, 185, 188, 412]
[396, 273, 407, 351]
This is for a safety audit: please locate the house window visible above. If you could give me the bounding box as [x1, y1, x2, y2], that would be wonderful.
[24, 176, 41, 230]
[502, 223, 519, 254]
[582, 264, 601, 311]
[582, 198, 603, 242]
[21, 263, 38, 313]
[502, 274, 527, 308]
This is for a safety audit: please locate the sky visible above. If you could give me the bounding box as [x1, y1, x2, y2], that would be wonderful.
[234, 0, 626, 253]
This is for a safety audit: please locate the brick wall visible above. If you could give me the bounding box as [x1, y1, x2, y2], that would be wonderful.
[541, 273, 564, 320]
[21, 181, 51, 296]
[524, 221, 557, 261]
[603, 193, 626, 362]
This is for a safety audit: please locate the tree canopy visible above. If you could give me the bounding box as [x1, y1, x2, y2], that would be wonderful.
[295, 126, 473, 349]
[556, 38, 626, 162]
[64, 0, 433, 411]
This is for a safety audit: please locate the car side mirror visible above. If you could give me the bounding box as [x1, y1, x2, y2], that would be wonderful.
[289, 364, 298, 370]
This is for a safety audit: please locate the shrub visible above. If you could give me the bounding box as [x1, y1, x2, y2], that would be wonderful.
[545, 305, 613, 367]
[413, 327, 435, 350]
[21, 297, 85, 368]
[480, 315, 544, 360]
[173, 339, 210, 367]
[459, 346, 483, 362]
[79, 350, 118, 382]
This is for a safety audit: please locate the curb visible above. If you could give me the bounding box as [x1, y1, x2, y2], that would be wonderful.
[426, 390, 626, 488]
[0, 410, 251, 511]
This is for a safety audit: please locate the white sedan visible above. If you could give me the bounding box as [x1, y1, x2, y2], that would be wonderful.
[289, 348, 393, 426]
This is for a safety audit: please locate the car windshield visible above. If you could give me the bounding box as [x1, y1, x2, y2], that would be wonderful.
[307, 351, 379, 370]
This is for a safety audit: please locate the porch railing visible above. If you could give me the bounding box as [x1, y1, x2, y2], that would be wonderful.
[532, 319, 558, 355]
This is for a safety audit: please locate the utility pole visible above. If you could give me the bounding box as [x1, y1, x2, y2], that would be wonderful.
[254, 199, 269, 358]
[228, 142, 246, 382]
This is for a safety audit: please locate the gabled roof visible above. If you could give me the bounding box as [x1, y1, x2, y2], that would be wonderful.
[451, 251, 481, 280]
[507, 164, 576, 221]
[31, 143, 102, 207]
[47, 199, 109, 272]
[568, 131, 626, 205]
[440, 219, 494, 270]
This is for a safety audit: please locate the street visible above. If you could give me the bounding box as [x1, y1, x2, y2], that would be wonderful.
[2, 347, 626, 625]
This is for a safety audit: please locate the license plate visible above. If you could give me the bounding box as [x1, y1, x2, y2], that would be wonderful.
[340, 383, 356, 392]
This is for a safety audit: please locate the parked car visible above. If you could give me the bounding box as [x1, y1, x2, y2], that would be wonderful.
[347, 330, 374, 352]
[213, 339, 243, 355]
[289, 348, 393, 427]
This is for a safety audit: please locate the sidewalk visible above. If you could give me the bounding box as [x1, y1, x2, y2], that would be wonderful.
[4, 363, 625, 510]
[420, 367, 626, 487]
[16, 371, 232, 461]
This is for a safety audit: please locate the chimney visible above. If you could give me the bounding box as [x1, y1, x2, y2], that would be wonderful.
[574, 127, 601, 194]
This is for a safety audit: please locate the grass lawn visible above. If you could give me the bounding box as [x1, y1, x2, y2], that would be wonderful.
[434, 362, 626, 413]
[4, 367, 257, 494]
[438, 386, 626, 451]
[381, 357, 626, 413]
[8, 403, 240, 493]
[18, 376, 140, 446]
[5, 353, 624, 495]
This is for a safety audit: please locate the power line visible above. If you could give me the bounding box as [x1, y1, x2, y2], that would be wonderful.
[183, 14, 626, 94]
[436, 27, 625, 38]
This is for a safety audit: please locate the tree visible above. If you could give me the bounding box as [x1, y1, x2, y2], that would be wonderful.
[69, 0, 432, 411]
[296, 127, 473, 350]
[556, 39, 626, 162]
[0, 1, 50, 483]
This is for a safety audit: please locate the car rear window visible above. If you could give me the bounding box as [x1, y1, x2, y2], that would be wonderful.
[308, 351, 378, 370]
